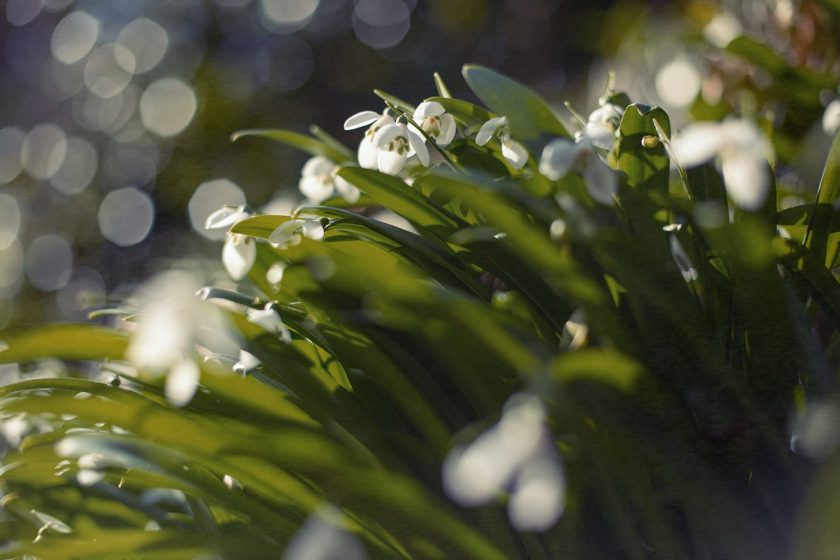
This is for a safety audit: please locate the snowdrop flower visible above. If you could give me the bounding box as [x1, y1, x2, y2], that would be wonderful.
[539, 138, 617, 204]
[126, 270, 239, 407]
[233, 349, 261, 375]
[205, 205, 256, 281]
[577, 103, 623, 150]
[475, 116, 528, 169]
[372, 122, 430, 175]
[269, 218, 325, 249]
[298, 156, 360, 204]
[412, 101, 456, 147]
[283, 504, 368, 560]
[823, 99, 840, 136]
[671, 118, 773, 211]
[344, 109, 396, 169]
[442, 393, 566, 532]
[247, 304, 291, 343]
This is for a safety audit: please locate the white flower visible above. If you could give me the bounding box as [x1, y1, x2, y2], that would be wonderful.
[205, 205, 256, 281]
[442, 394, 566, 532]
[475, 116, 528, 169]
[344, 110, 395, 169]
[577, 103, 623, 150]
[283, 504, 368, 560]
[539, 138, 617, 204]
[671, 118, 773, 211]
[299, 155, 360, 204]
[268, 218, 325, 248]
[233, 349, 261, 375]
[126, 270, 239, 407]
[412, 101, 456, 147]
[669, 235, 698, 282]
[247, 304, 291, 343]
[823, 99, 840, 136]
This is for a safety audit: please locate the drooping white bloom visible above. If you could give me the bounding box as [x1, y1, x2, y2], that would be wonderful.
[671, 118, 773, 211]
[205, 205, 256, 281]
[412, 101, 456, 147]
[371, 122, 430, 175]
[578, 103, 623, 150]
[298, 155, 360, 204]
[233, 349, 261, 375]
[475, 116, 528, 169]
[283, 504, 368, 560]
[823, 99, 840, 136]
[126, 270, 239, 407]
[268, 218, 325, 249]
[442, 394, 566, 532]
[344, 110, 395, 170]
[247, 304, 291, 343]
[539, 138, 617, 204]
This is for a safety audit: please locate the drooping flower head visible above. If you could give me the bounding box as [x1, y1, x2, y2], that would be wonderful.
[671, 118, 773, 211]
[412, 101, 456, 147]
[344, 109, 429, 175]
[475, 116, 528, 169]
[298, 155, 360, 204]
[539, 137, 618, 204]
[205, 205, 256, 281]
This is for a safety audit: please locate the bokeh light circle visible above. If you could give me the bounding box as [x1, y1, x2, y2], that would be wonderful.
[188, 179, 246, 240]
[97, 187, 155, 246]
[139, 78, 197, 137]
[26, 234, 74, 292]
[51, 11, 100, 65]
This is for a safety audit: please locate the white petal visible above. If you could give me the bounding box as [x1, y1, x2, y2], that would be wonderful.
[373, 123, 405, 148]
[222, 235, 256, 280]
[437, 113, 456, 146]
[476, 116, 507, 146]
[269, 220, 304, 246]
[302, 219, 325, 240]
[588, 103, 623, 125]
[247, 306, 289, 341]
[334, 175, 361, 203]
[671, 123, 725, 167]
[582, 122, 614, 150]
[442, 430, 517, 506]
[299, 176, 334, 203]
[205, 206, 248, 230]
[508, 455, 566, 532]
[669, 235, 698, 282]
[583, 158, 618, 205]
[823, 99, 840, 136]
[266, 262, 285, 285]
[301, 155, 335, 178]
[502, 140, 528, 169]
[77, 469, 105, 487]
[721, 150, 769, 210]
[165, 359, 200, 407]
[343, 110, 380, 130]
[539, 138, 579, 180]
[377, 149, 407, 175]
[357, 138, 379, 169]
[233, 349, 261, 375]
[408, 130, 430, 166]
[414, 100, 445, 119]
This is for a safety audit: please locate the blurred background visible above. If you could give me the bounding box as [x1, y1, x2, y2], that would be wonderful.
[0, 0, 838, 329]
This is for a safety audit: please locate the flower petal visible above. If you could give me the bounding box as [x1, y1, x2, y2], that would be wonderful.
[582, 122, 614, 150]
[335, 174, 361, 203]
[373, 123, 405, 148]
[539, 138, 579, 180]
[299, 176, 334, 203]
[502, 139, 529, 169]
[671, 123, 725, 167]
[377, 149, 407, 175]
[437, 113, 456, 146]
[302, 219, 325, 241]
[222, 235, 256, 280]
[823, 99, 840, 136]
[205, 206, 248, 230]
[508, 454, 566, 532]
[408, 130, 430, 166]
[301, 155, 335, 178]
[583, 158, 618, 205]
[343, 110, 380, 130]
[476, 116, 507, 146]
[414, 100, 445, 119]
[165, 359, 200, 407]
[357, 138, 379, 169]
[721, 150, 769, 210]
[269, 220, 303, 246]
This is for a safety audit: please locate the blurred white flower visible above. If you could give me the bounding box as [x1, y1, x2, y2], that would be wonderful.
[283, 504, 368, 560]
[205, 205, 256, 281]
[669, 235, 698, 282]
[76, 452, 107, 487]
[539, 138, 617, 204]
[412, 101, 456, 147]
[823, 99, 840, 136]
[343, 109, 395, 169]
[126, 270, 239, 407]
[475, 116, 528, 169]
[247, 304, 291, 343]
[442, 394, 566, 532]
[578, 103, 623, 149]
[298, 155, 360, 204]
[233, 349, 261, 375]
[671, 118, 773, 211]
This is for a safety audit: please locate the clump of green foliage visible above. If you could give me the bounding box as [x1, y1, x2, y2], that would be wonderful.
[0, 64, 839, 560]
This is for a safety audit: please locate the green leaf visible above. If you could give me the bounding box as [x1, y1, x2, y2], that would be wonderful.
[309, 124, 355, 161]
[0, 324, 128, 364]
[433, 72, 452, 98]
[373, 89, 415, 114]
[551, 349, 643, 391]
[805, 131, 840, 268]
[462, 64, 569, 152]
[230, 129, 350, 163]
[616, 104, 671, 194]
[336, 167, 460, 235]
